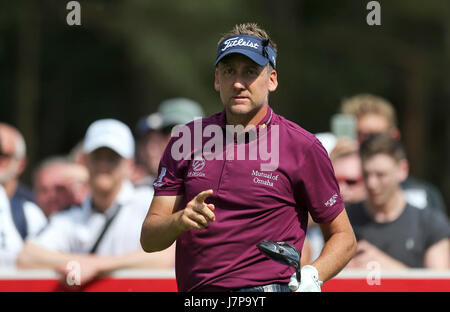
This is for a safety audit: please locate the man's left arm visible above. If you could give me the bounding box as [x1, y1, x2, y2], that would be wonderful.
[301, 139, 357, 282]
[289, 209, 356, 292]
[424, 238, 450, 269]
[290, 139, 357, 291]
[312, 209, 357, 282]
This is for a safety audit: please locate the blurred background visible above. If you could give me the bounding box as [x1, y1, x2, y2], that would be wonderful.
[0, 0, 449, 215]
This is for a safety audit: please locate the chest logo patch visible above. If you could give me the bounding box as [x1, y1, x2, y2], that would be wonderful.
[192, 159, 206, 172]
[188, 159, 206, 177]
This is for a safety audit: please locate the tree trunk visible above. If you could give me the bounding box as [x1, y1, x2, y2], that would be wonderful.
[14, 0, 41, 184]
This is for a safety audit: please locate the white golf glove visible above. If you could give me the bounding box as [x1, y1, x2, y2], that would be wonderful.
[288, 265, 323, 292]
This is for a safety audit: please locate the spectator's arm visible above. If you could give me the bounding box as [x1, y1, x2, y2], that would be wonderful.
[18, 241, 176, 287]
[60, 247, 176, 287]
[345, 240, 408, 270]
[96, 243, 176, 272]
[17, 241, 92, 270]
[424, 238, 450, 269]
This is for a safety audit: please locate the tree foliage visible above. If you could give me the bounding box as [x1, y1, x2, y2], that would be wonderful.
[0, 0, 449, 212]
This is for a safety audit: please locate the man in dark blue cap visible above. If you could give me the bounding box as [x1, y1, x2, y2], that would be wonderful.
[213, 24, 278, 128]
[141, 23, 356, 292]
[133, 98, 205, 187]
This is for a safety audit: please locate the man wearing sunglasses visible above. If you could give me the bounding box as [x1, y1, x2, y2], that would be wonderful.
[330, 137, 367, 205]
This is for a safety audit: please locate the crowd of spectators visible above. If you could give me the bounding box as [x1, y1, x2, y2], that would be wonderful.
[1, 93, 449, 288]
[304, 94, 450, 269]
[0, 98, 203, 287]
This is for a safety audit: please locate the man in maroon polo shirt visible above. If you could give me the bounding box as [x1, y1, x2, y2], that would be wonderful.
[140, 23, 356, 292]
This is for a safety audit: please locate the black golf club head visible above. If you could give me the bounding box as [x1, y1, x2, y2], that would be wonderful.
[257, 240, 301, 283]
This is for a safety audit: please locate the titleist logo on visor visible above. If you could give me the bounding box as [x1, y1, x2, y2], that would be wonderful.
[215, 34, 277, 68]
[221, 37, 259, 51]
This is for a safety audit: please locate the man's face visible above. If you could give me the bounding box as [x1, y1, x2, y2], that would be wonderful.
[138, 130, 171, 177]
[357, 113, 392, 143]
[362, 153, 407, 208]
[0, 127, 23, 184]
[214, 54, 278, 117]
[35, 165, 74, 217]
[85, 147, 130, 194]
[332, 153, 366, 204]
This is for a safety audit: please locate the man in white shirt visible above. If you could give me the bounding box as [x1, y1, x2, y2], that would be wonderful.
[0, 184, 46, 268]
[17, 119, 174, 287]
[0, 125, 47, 268]
[0, 123, 34, 204]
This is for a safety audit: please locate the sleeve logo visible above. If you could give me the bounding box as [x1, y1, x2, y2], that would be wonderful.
[153, 167, 167, 187]
[324, 193, 338, 207]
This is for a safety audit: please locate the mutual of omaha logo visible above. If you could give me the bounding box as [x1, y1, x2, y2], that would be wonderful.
[251, 169, 279, 187]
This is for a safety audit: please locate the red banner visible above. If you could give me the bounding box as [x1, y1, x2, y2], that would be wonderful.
[0, 269, 449, 292]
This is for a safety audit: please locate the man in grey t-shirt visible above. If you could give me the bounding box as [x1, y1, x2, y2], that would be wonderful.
[346, 134, 450, 269]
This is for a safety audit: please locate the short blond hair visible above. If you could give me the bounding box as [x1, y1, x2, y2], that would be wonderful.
[217, 23, 278, 53]
[340, 94, 398, 129]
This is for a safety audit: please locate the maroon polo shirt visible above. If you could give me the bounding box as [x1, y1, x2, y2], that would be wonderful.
[154, 106, 344, 291]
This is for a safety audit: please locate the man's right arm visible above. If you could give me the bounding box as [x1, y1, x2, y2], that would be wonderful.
[140, 195, 185, 252]
[140, 190, 215, 253]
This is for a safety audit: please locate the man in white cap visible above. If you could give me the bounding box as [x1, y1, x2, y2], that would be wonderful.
[17, 119, 174, 287]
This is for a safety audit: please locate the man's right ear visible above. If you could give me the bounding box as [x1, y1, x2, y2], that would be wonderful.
[398, 159, 409, 182]
[214, 69, 220, 92]
[390, 127, 401, 140]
